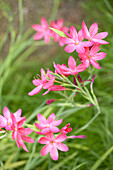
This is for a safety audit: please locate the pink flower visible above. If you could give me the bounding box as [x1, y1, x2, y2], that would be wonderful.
[61, 123, 72, 134]
[61, 26, 93, 53]
[51, 19, 69, 46]
[32, 17, 51, 44]
[39, 132, 69, 160]
[0, 107, 25, 131]
[28, 68, 66, 96]
[82, 20, 109, 45]
[79, 45, 107, 69]
[35, 113, 63, 134]
[54, 56, 86, 76]
[12, 115, 35, 152]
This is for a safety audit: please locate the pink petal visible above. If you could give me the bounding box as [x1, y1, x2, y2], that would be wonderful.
[39, 137, 49, 144]
[76, 45, 85, 54]
[82, 20, 90, 39]
[90, 59, 101, 69]
[0, 115, 7, 128]
[21, 136, 35, 143]
[35, 122, 45, 129]
[60, 37, 75, 44]
[92, 39, 109, 45]
[41, 68, 46, 81]
[55, 134, 67, 142]
[14, 109, 22, 122]
[41, 17, 48, 28]
[47, 113, 55, 124]
[44, 34, 50, 44]
[89, 23, 98, 37]
[32, 79, 41, 86]
[81, 41, 93, 47]
[49, 126, 60, 133]
[78, 29, 84, 41]
[28, 85, 42, 96]
[41, 144, 50, 156]
[93, 52, 107, 60]
[57, 19, 63, 27]
[68, 56, 76, 70]
[90, 45, 100, 56]
[94, 32, 108, 39]
[65, 44, 76, 53]
[46, 132, 54, 141]
[70, 26, 77, 40]
[55, 143, 69, 152]
[41, 128, 50, 134]
[52, 119, 63, 126]
[3, 106, 11, 119]
[32, 24, 43, 32]
[50, 146, 58, 161]
[19, 127, 33, 135]
[17, 134, 29, 152]
[37, 113, 47, 124]
[12, 130, 17, 141]
[34, 32, 44, 40]
[18, 118, 26, 128]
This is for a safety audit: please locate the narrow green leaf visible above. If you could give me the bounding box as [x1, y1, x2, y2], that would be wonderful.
[50, 152, 78, 170]
[91, 146, 113, 170]
[49, 27, 68, 37]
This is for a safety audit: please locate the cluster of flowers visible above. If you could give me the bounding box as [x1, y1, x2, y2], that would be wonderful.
[35, 113, 86, 161]
[0, 18, 108, 161]
[29, 18, 108, 96]
[0, 107, 35, 152]
[0, 108, 85, 160]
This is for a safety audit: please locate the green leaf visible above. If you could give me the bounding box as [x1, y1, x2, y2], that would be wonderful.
[49, 27, 68, 37]
[25, 124, 38, 132]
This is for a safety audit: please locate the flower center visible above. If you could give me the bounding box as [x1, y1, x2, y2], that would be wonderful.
[8, 122, 11, 125]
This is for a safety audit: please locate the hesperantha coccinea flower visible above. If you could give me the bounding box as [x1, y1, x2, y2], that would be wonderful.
[35, 113, 63, 134]
[0, 107, 34, 152]
[28, 68, 66, 96]
[82, 20, 109, 45]
[54, 56, 87, 76]
[61, 26, 93, 54]
[79, 45, 107, 69]
[32, 17, 51, 44]
[35, 113, 86, 160]
[50, 19, 69, 46]
[0, 107, 25, 131]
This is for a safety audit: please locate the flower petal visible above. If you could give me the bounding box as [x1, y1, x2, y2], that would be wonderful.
[76, 45, 85, 54]
[47, 113, 55, 124]
[35, 122, 45, 129]
[32, 24, 43, 32]
[94, 32, 108, 39]
[28, 85, 42, 96]
[34, 32, 44, 40]
[89, 23, 98, 37]
[93, 52, 107, 60]
[55, 143, 69, 152]
[52, 119, 63, 126]
[65, 44, 76, 53]
[55, 134, 67, 142]
[39, 137, 49, 144]
[90, 59, 101, 69]
[37, 113, 47, 124]
[0, 115, 7, 128]
[49, 126, 60, 133]
[82, 20, 90, 39]
[68, 56, 76, 70]
[21, 136, 35, 143]
[41, 144, 50, 156]
[50, 146, 58, 161]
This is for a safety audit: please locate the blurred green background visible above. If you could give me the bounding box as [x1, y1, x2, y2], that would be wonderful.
[0, 0, 113, 169]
